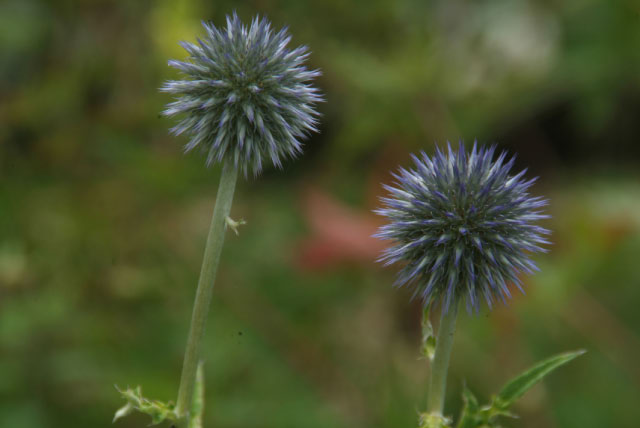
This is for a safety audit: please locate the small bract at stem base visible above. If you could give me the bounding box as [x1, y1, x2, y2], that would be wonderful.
[427, 302, 459, 416]
[176, 161, 239, 425]
[419, 411, 452, 428]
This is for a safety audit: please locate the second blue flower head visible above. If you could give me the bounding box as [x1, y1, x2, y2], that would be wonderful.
[375, 143, 550, 312]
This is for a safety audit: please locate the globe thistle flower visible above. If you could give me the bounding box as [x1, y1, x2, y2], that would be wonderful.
[375, 143, 550, 312]
[161, 12, 322, 175]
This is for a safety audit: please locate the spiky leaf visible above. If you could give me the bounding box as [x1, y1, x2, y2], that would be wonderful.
[455, 350, 585, 428]
[113, 385, 178, 425]
[494, 349, 586, 410]
[456, 385, 481, 428]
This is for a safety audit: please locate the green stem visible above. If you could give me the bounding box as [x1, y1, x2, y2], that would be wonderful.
[176, 161, 238, 423]
[426, 302, 459, 416]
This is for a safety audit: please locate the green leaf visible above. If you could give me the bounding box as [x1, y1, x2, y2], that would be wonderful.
[188, 363, 205, 428]
[494, 349, 586, 410]
[455, 350, 585, 428]
[113, 385, 178, 425]
[455, 385, 480, 428]
[113, 402, 134, 422]
[421, 304, 436, 360]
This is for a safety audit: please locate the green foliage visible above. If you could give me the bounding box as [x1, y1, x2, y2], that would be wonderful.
[2, 0, 639, 426]
[113, 386, 178, 425]
[455, 385, 481, 428]
[495, 349, 586, 409]
[455, 385, 516, 428]
[421, 306, 436, 361]
[455, 350, 585, 428]
[113, 365, 205, 427]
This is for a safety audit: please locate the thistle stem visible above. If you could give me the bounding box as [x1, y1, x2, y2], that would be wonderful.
[176, 161, 238, 423]
[426, 302, 458, 416]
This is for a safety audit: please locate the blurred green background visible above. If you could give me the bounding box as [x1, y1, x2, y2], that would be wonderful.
[2, 0, 640, 427]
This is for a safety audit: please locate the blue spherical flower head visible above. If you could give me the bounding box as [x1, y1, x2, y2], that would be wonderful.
[375, 143, 550, 312]
[161, 13, 322, 175]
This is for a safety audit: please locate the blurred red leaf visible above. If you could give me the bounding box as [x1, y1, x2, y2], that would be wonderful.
[297, 188, 386, 270]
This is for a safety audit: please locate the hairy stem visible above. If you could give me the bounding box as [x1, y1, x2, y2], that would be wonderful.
[176, 161, 238, 423]
[426, 303, 459, 416]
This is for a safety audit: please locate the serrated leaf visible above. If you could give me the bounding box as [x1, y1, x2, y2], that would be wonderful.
[188, 363, 205, 428]
[455, 385, 480, 428]
[455, 350, 584, 428]
[494, 349, 585, 410]
[113, 385, 178, 425]
[462, 384, 479, 412]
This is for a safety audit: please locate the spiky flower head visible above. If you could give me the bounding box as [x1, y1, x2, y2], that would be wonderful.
[375, 143, 550, 312]
[161, 12, 322, 175]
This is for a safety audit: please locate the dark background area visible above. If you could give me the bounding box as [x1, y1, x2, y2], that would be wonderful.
[1, 0, 640, 427]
